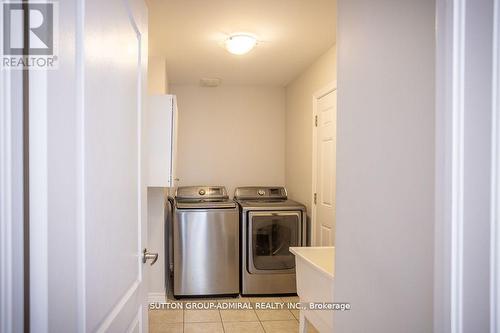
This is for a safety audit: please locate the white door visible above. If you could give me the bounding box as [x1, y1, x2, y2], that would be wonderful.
[313, 87, 337, 246]
[28, 0, 150, 331]
[84, 0, 148, 331]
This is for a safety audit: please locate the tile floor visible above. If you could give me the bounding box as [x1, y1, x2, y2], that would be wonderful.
[149, 296, 320, 333]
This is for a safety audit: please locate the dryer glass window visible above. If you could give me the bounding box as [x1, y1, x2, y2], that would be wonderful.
[250, 212, 300, 270]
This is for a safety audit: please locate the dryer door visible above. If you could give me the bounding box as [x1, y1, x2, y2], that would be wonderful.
[248, 211, 301, 274]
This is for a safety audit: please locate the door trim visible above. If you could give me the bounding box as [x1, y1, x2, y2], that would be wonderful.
[0, 62, 24, 333]
[75, 0, 86, 330]
[311, 81, 337, 246]
[435, 0, 497, 331]
[491, 0, 500, 330]
[449, 1, 466, 332]
[28, 61, 50, 333]
[0, 62, 13, 333]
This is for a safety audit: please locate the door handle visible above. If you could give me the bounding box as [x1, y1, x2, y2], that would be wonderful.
[142, 248, 158, 265]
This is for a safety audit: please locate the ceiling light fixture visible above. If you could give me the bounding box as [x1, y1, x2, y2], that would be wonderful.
[225, 33, 257, 55]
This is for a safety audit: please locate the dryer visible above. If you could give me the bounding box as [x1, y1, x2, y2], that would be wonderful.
[234, 186, 307, 295]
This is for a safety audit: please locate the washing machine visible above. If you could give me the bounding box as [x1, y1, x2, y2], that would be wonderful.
[172, 186, 239, 297]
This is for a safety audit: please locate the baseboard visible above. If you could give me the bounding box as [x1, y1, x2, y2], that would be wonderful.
[148, 292, 167, 303]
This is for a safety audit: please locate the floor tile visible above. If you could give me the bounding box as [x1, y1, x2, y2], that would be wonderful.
[184, 322, 224, 333]
[149, 322, 183, 333]
[255, 309, 295, 321]
[149, 309, 184, 324]
[220, 309, 258, 322]
[184, 309, 221, 323]
[223, 321, 265, 333]
[261, 320, 299, 333]
[307, 322, 320, 333]
[280, 296, 301, 319]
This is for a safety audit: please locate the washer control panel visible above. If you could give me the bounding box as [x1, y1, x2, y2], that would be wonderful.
[234, 187, 287, 200]
[175, 186, 228, 200]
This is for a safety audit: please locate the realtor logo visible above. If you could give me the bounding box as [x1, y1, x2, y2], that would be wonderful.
[1, 1, 58, 69]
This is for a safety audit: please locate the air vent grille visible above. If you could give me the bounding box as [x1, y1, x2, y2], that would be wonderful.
[199, 78, 221, 87]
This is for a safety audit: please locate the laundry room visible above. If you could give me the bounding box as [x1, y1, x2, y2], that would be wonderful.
[145, 0, 337, 331]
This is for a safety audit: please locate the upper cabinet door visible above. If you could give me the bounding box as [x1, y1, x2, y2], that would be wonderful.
[171, 96, 179, 186]
[146, 94, 177, 187]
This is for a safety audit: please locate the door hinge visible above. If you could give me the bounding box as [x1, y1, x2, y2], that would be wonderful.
[314, 193, 317, 204]
[315, 115, 318, 127]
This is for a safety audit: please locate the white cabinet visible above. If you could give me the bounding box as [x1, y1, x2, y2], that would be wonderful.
[146, 94, 178, 187]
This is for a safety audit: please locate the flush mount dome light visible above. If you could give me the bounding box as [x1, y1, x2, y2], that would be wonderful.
[225, 34, 257, 55]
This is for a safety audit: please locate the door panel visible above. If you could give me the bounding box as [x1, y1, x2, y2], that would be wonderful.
[247, 211, 302, 274]
[83, 0, 148, 331]
[28, 0, 148, 331]
[314, 89, 337, 246]
[248, 212, 301, 274]
[321, 139, 334, 206]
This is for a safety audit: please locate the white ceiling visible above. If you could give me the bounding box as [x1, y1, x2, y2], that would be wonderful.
[147, 0, 336, 86]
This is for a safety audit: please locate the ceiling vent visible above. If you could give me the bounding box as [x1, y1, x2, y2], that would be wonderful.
[200, 78, 221, 87]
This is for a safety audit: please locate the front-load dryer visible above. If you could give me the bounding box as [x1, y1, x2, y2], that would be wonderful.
[234, 186, 306, 295]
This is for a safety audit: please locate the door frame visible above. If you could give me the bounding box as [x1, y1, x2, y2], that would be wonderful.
[491, 0, 500, 331]
[0, 67, 25, 333]
[311, 81, 337, 246]
[435, 0, 500, 331]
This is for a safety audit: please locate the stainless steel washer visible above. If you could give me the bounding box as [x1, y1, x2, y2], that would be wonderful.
[234, 186, 306, 295]
[173, 186, 239, 297]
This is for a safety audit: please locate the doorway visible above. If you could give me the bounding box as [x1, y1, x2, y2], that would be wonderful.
[311, 83, 337, 246]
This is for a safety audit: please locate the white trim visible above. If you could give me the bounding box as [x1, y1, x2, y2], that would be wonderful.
[75, 0, 86, 331]
[29, 67, 49, 333]
[147, 292, 167, 304]
[0, 67, 13, 333]
[96, 280, 140, 333]
[491, 0, 500, 331]
[450, 0, 466, 332]
[126, 306, 141, 333]
[130, 2, 143, 283]
[311, 81, 337, 246]
[169, 96, 176, 187]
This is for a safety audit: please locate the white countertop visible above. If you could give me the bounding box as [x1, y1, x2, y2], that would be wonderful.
[290, 246, 335, 279]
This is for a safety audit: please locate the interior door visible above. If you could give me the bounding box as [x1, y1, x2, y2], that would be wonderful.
[28, 0, 150, 331]
[84, 0, 148, 331]
[314, 88, 337, 246]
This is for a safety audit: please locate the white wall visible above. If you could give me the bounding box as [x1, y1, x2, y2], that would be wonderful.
[146, 84, 286, 297]
[146, 56, 169, 298]
[285, 45, 336, 217]
[334, 0, 435, 332]
[147, 187, 167, 300]
[148, 56, 168, 94]
[169, 85, 286, 196]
